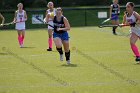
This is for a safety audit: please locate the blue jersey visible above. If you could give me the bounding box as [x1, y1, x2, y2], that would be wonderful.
[111, 4, 119, 15]
[53, 16, 69, 40]
[53, 16, 66, 33]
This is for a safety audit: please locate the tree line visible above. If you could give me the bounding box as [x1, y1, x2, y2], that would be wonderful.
[0, 0, 140, 9]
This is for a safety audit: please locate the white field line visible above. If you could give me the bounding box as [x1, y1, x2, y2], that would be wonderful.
[0, 81, 135, 88]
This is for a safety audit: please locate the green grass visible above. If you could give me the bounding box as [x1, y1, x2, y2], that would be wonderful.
[0, 27, 140, 93]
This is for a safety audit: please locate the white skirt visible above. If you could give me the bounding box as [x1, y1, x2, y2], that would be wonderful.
[48, 21, 54, 30]
[15, 22, 25, 30]
[130, 25, 140, 37]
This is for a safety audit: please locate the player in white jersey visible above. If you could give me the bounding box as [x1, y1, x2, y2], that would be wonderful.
[45, 1, 56, 51]
[0, 13, 5, 27]
[13, 3, 27, 48]
[122, 2, 140, 62]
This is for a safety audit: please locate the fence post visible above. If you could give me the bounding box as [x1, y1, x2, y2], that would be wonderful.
[85, 9, 87, 26]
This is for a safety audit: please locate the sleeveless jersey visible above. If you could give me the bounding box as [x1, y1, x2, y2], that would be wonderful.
[126, 11, 140, 36]
[16, 10, 25, 22]
[15, 10, 26, 30]
[53, 16, 65, 33]
[111, 4, 119, 14]
[47, 8, 56, 21]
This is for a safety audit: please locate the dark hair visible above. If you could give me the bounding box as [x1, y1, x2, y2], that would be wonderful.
[127, 2, 135, 7]
[56, 7, 62, 11]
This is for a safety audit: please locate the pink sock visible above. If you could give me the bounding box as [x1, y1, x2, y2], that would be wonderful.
[21, 35, 24, 44]
[48, 38, 52, 48]
[131, 43, 140, 56]
[18, 35, 22, 45]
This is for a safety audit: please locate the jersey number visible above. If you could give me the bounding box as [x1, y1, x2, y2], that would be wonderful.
[20, 18, 22, 22]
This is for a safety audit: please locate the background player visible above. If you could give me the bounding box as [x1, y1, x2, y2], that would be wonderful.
[53, 7, 71, 64]
[110, 0, 120, 35]
[0, 13, 5, 27]
[13, 3, 27, 48]
[45, 2, 56, 51]
[122, 2, 140, 62]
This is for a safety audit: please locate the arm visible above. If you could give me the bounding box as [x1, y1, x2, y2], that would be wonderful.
[119, 13, 130, 27]
[13, 11, 17, 23]
[134, 12, 140, 24]
[118, 4, 120, 15]
[45, 10, 48, 23]
[58, 17, 70, 31]
[0, 13, 5, 24]
[110, 5, 113, 18]
[24, 11, 27, 21]
[45, 11, 54, 23]
[122, 14, 127, 24]
[46, 14, 50, 23]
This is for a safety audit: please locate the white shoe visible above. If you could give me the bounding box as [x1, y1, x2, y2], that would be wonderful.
[20, 43, 23, 48]
[66, 60, 70, 65]
[60, 54, 63, 61]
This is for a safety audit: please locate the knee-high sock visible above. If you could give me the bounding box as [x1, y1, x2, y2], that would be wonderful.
[18, 35, 22, 45]
[48, 37, 52, 48]
[65, 50, 70, 61]
[56, 47, 63, 55]
[113, 26, 117, 33]
[21, 35, 24, 44]
[131, 43, 140, 57]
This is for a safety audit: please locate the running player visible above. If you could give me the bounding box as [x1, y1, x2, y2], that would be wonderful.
[45, 2, 56, 51]
[53, 7, 71, 64]
[0, 13, 5, 27]
[122, 2, 140, 62]
[13, 3, 27, 48]
[110, 0, 120, 35]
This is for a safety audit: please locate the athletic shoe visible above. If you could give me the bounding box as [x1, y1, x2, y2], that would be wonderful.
[135, 56, 140, 61]
[66, 60, 70, 65]
[60, 54, 63, 61]
[47, 48, 52, 51]
[20, 44, 23, 48]
[113, 32, 117, 35]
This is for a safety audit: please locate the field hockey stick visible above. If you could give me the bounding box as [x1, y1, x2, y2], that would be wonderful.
[101, 15, 118, 24]
[98, 24, 130, 28]
[1, 21, 26, 26]
[35, 16, 54, 28]
[1, 22, 14, 26]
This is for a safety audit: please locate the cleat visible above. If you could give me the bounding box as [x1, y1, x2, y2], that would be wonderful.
[135, 56, 140, 61]
[60, 54, 63, 61]
[66, 60, 70, 65]
[47, 48, 52, 51]
[135, 56, 140, 63]
[113, 32, 117, 35]
[20, 44, 23, 48]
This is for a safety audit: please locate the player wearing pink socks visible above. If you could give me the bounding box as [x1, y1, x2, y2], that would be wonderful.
[122, 2, 140, 62]
[13, 3, 27, 48]
[45, 2, 56, 51]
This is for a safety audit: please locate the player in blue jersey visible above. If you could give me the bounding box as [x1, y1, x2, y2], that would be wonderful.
[110, 0, 120, 35]
[53, 7, 71, 65]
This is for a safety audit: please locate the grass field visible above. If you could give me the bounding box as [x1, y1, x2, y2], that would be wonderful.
[0, 26, 140, 93]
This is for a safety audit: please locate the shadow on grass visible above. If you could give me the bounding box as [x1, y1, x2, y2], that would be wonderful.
[61, 64, 78, 67]
[49, 50, 57, 52]
[0, 53, 8, 55]
[134, 62, 140, 65]
[21, 47, 36, 48]
[117, 32, 129, 37]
